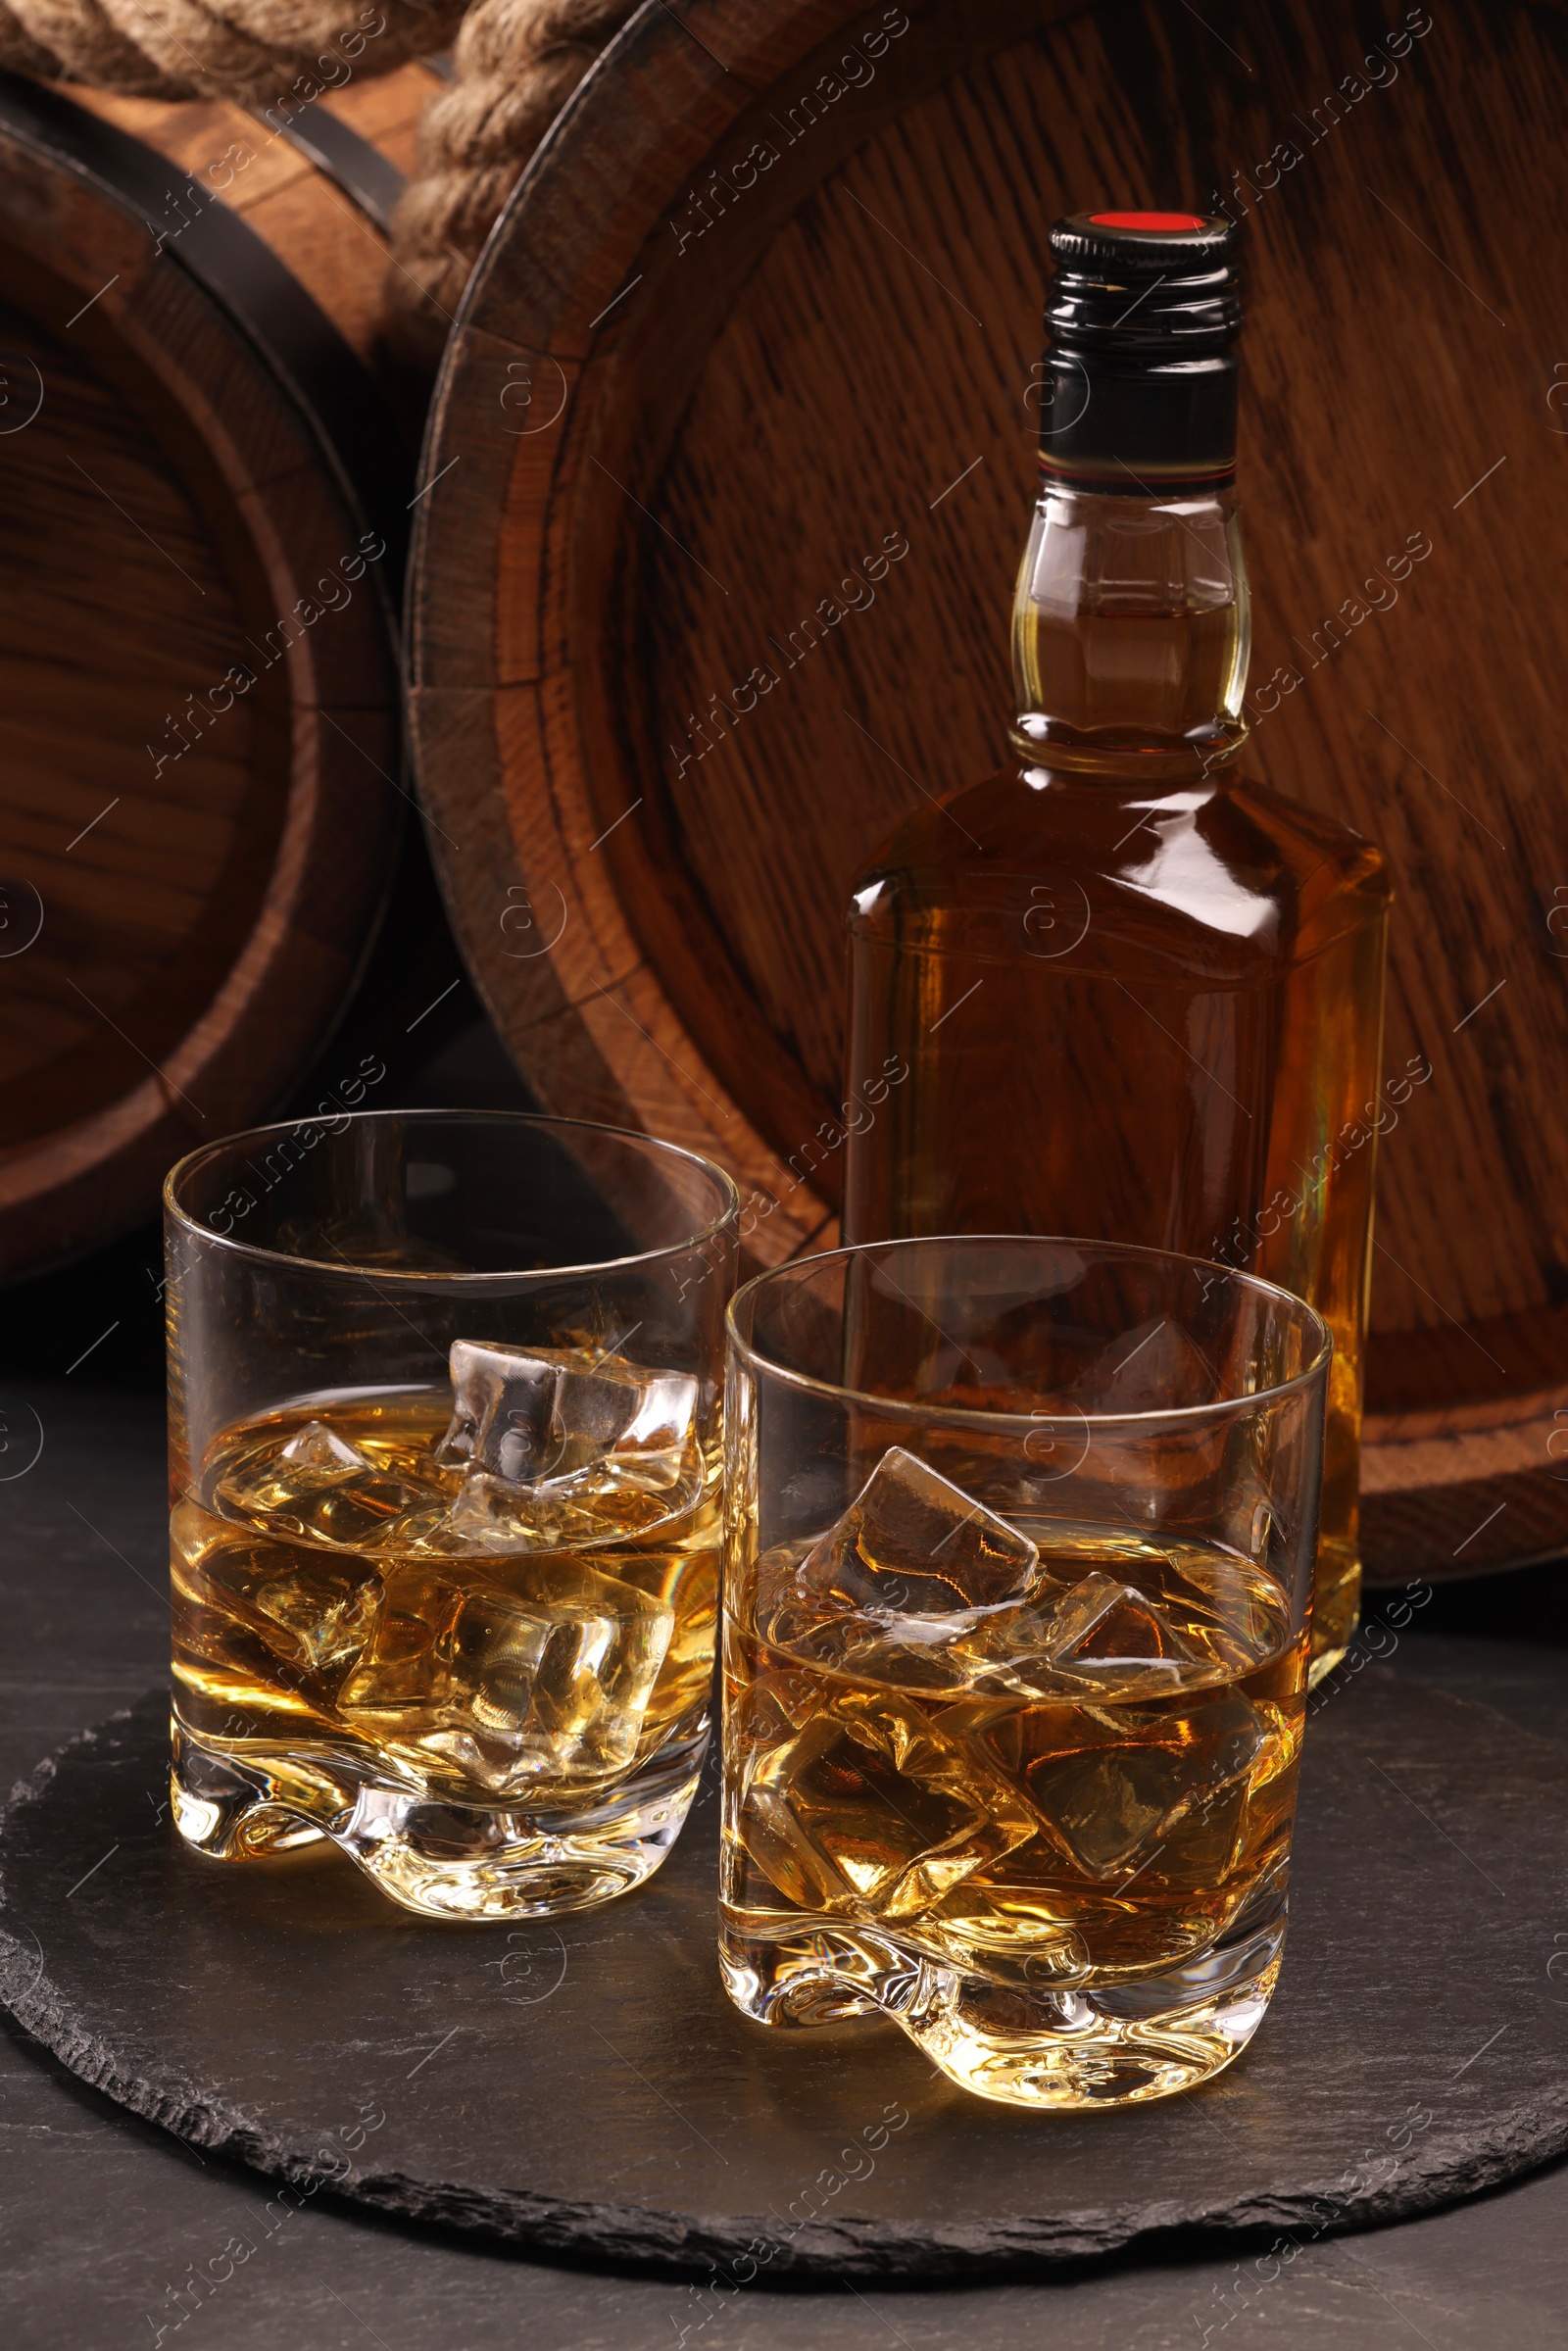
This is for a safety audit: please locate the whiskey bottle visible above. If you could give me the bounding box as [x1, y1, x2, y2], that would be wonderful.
[842, 212, 1392, 1678]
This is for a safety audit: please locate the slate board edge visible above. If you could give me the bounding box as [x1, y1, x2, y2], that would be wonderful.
[2, 1693, 1566, 2281]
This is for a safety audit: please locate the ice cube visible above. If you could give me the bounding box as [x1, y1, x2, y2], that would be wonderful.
[296, 1473, 438, 1550]
[338, 1569, 466, 1717]
[726, 1665, 826, 1751]
[174, 1526, 373, 1686]
[279, 1420, 368, 1474]
[215, 1420, 372, 1524]
[437, 1343, 558, 1475]
[757, 1536, 1037, 1696]
[437, 1343, 698, 1496]
[254, 1563, 383, 1669]
[992, 1689, 1272, 1884]
[545, 1366, 698, 1494]
[341, 1559, 675, 1794]
[739, 1684, 1038, 1922]
[435, 1470, 609, 1553]
[1025, 1741, 1173, 1878]
[433, 1569, 675, 1788]
[1044, 1572, 1203, 1680]
[795, 1447, 1039, 1616]
[554, 1367, 640, 1449]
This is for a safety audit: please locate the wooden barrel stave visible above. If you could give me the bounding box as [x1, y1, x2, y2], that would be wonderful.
[0, 67, 425, 1274]
[412, 309, 840, 1266]
[60, 65, 436, 370]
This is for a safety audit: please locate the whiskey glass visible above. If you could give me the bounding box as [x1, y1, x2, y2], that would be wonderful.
[166, 1111, 736, 1921]
[720, 1237, 1329, 2109]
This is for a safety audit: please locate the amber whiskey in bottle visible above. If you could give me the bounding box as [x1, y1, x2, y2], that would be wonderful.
[843, 212, 1391, 1678]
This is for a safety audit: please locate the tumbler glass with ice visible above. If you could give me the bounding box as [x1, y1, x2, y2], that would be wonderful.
[720, 1238, 1329, 2108]
[166, 1112, 736, 1919]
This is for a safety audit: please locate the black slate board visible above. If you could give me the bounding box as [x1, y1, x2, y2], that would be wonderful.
[1, 1675, 1565, 2279]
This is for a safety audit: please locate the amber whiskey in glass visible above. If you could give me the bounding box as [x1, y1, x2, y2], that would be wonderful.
[843, 212, 1391, 1678]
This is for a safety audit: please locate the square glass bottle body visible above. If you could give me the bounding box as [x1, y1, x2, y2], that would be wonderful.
[842, 214, 1394, 1677]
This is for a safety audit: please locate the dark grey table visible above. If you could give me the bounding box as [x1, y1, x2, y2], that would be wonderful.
[3, 1379, 1565, 2351]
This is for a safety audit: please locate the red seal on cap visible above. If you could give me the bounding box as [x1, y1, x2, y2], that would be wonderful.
[1089, 211, 1209, 231]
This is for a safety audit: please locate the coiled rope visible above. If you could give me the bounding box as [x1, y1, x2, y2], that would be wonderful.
[387, 0, 636, 357]
[0, 0, 636, 360]
[0, 0, 467, 102]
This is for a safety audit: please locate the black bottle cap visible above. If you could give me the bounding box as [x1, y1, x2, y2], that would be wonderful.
[1037, 210, 1243, 492]
[1048, 212, 1243, 350]
[1052, 211, 1241, 277]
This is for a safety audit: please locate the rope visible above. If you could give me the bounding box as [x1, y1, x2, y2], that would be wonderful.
[0, 0, 636, 358]
[383, 0, 637, 361]
[0, 0, 469, 103]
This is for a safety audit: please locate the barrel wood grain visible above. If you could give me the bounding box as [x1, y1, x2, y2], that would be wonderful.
[0, 76, 416, 1272]
[63, 65, 439, 375]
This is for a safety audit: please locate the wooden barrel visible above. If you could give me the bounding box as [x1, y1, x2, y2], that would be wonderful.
[407, 0, 1568, 1582]
[0, 59, 442, 1277]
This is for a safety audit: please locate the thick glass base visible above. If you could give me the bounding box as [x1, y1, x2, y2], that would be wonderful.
[719, 1891, 1287, 2110]
[172, 1716, 704, 1921]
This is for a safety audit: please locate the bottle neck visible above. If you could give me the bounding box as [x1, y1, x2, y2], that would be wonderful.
[1010, 480, 1251, 785]
[1015, 306, 1249, 785]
